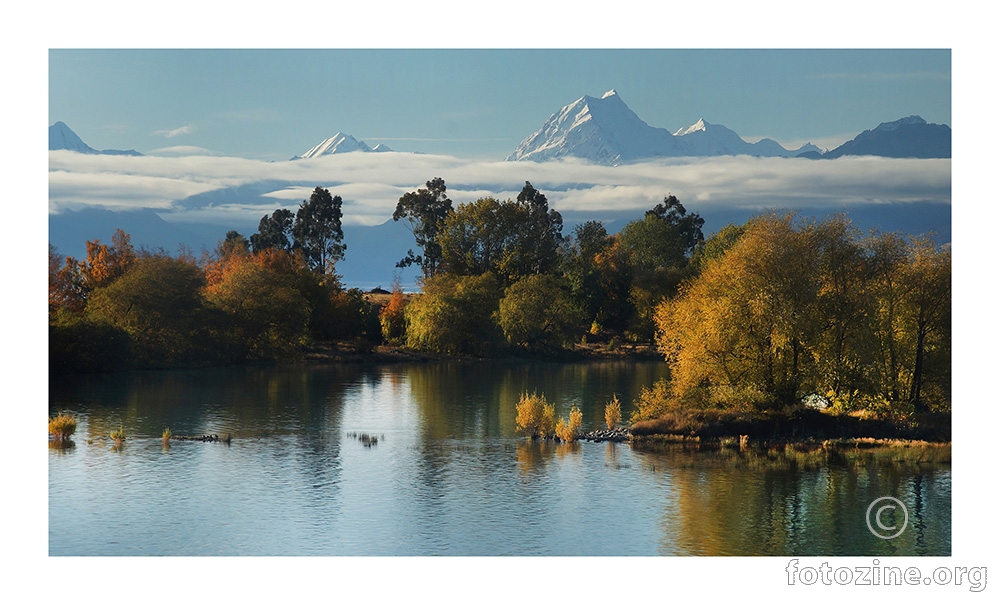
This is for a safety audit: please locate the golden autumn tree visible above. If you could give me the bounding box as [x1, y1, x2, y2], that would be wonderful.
[654, 213, 951, 416]
[379, 282, 408, 343]
[863, 233, 950, 413]
[49, 244, 85, 314]
[655, 213, 823, 410]
[81, 228, 136, 291]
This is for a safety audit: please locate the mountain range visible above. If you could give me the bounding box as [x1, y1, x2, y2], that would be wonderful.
[505, 89, 950, 165]
[49, 92, 951, 163]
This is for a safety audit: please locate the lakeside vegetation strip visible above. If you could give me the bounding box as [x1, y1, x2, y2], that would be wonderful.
[50, 179, 949, 438]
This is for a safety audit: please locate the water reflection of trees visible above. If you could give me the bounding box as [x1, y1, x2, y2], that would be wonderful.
[639, 446, 951, 556]
[402, 360, 668, 440]
[52, 365, 360, 438]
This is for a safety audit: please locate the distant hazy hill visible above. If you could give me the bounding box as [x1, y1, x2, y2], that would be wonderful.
[821, 116, 951, 159]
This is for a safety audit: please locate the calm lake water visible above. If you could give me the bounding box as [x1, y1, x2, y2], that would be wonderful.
[49, 360, 950, 556]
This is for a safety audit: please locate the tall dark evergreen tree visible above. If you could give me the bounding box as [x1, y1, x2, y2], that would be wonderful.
[516, 181, 564, 275]
[644, 194, 706, 257]
[292, 186, 346, 274]
[250, 209, 294, 253]
[393, 177, 453, 278]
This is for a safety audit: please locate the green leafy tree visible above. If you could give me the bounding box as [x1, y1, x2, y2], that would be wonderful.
[438, 188, 563, 283]
[203, 253, 312, 360]
[496, 274, 581, 352]
[293, 187, 346, 275]
[616, 196, 705, 340]
[86, 254, 208, 367]
[393, 177, 453, 278]
[403, 272, 503, 355]
[562, 221, 614, 331]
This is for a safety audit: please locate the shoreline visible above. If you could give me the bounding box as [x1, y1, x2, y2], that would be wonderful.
[300, 340, 664, 365]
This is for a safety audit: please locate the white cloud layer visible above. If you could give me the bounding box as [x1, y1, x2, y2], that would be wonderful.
[48, 150, 951, 226]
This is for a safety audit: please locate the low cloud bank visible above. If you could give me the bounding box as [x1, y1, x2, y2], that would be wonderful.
[49, 151, 951, 228]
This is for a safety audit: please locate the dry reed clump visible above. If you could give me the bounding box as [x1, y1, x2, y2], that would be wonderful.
[162, 427, 172, 445]
[605, 394, 622, 429]
[516, 392, 556, 439]
[48, 413, 77, 441]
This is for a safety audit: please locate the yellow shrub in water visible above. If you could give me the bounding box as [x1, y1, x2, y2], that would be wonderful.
[516, 392, 557, 439]
[110, 423, 126, 446]
[556, 406, 583, 442]
[555, 417, 572, 441]
[605, 394, 622, 429]
[540, 403, 556, 438]
[48, 413, 77, 441]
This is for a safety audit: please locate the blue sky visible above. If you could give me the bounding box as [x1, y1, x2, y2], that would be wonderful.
[49, 49, 951, 160]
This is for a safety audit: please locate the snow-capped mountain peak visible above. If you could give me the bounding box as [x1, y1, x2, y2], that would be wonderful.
[299, 133, 370, 158]
[293, 132, 393, 160]
[506, 90, 861, 164]
[505, 89, 682, 165]
[674, 118, 709, 137]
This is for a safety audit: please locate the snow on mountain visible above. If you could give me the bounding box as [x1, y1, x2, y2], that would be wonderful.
[49, 121, 143, 156]
[505, 89, 685, 165]
[672, 118, 820, 158]
[293, 133, 391, 160]
[507, 91, 820, 165]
